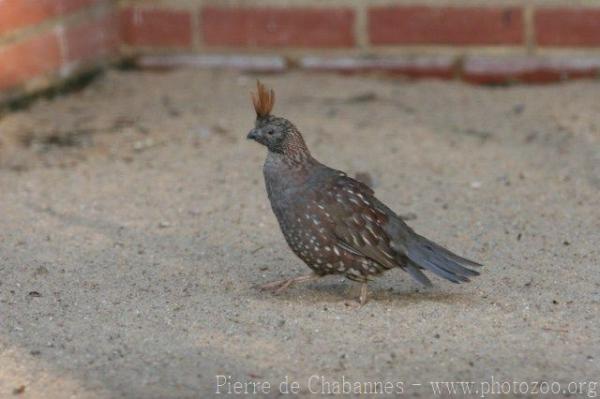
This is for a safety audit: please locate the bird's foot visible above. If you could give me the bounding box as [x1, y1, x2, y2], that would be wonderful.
[259, 274, 318, 295]
[343, 300, 362, 309]
[344, 283, 368, 308]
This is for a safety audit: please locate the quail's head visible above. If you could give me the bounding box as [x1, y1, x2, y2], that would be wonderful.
[248, 115, 298, 153]
[247, 81, 307, 156]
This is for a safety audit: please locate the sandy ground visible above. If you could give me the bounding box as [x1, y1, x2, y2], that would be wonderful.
[0, 70, 599, 398]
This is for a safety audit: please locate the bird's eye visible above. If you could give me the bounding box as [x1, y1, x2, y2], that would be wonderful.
[266, 129, 274, 135]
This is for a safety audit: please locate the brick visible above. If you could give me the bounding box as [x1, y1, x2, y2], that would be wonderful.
[299, 56, 455, 79]
[535, 8, 600, 46]
[463, 56, 600, 84]
[0, 31, 61, 90]
[0, 0, 104, 35]
[201, 7, 355, 48]
[61, 0, 104, 14]
[64, 12, 119, 65]
[120, 8, 192, 48]
[369, 6, 523, 45]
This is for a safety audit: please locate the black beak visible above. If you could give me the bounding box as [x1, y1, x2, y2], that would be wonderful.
[247, 128, 260, 140]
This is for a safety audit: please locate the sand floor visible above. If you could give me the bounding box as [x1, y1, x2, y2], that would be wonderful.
[1, 70, 599, 398]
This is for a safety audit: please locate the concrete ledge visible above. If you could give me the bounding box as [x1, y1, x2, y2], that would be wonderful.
[463, 55, 600, 84]
[136, 54, 287, 72]
[299, 55, 456, 79]
[134, 53, 600, 85]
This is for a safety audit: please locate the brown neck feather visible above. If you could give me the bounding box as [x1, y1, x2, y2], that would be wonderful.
[281, 130, 312, 166]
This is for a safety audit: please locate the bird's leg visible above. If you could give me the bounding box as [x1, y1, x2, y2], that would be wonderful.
[259, 274, 319, 295]
[344, 282, 369, 308]
[359, 282, 368, 306]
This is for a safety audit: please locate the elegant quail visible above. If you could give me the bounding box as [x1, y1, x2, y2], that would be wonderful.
[247, 81, 481, 306]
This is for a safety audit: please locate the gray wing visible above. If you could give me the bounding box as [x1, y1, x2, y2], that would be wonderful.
[317, 172, 481, 285]
[314, 173, 403, 270]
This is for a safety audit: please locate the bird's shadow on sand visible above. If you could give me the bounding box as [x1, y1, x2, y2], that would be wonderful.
[250, 276, 479, 307]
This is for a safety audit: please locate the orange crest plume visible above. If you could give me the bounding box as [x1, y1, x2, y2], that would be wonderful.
[251, 80, 275, 118]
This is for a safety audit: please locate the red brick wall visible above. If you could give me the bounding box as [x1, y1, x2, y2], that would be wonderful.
[2, 1, 600, 100]
[0, 0, 118, 97]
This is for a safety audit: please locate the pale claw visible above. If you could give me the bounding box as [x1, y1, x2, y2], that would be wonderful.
[259, 279, 289, 292]
[259, 274, 318, 295]
[344, 300, 362, 309]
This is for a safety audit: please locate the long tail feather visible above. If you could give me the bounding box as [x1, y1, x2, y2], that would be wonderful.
[406, 262, 433, 287]
[406, 235, 481, 284]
